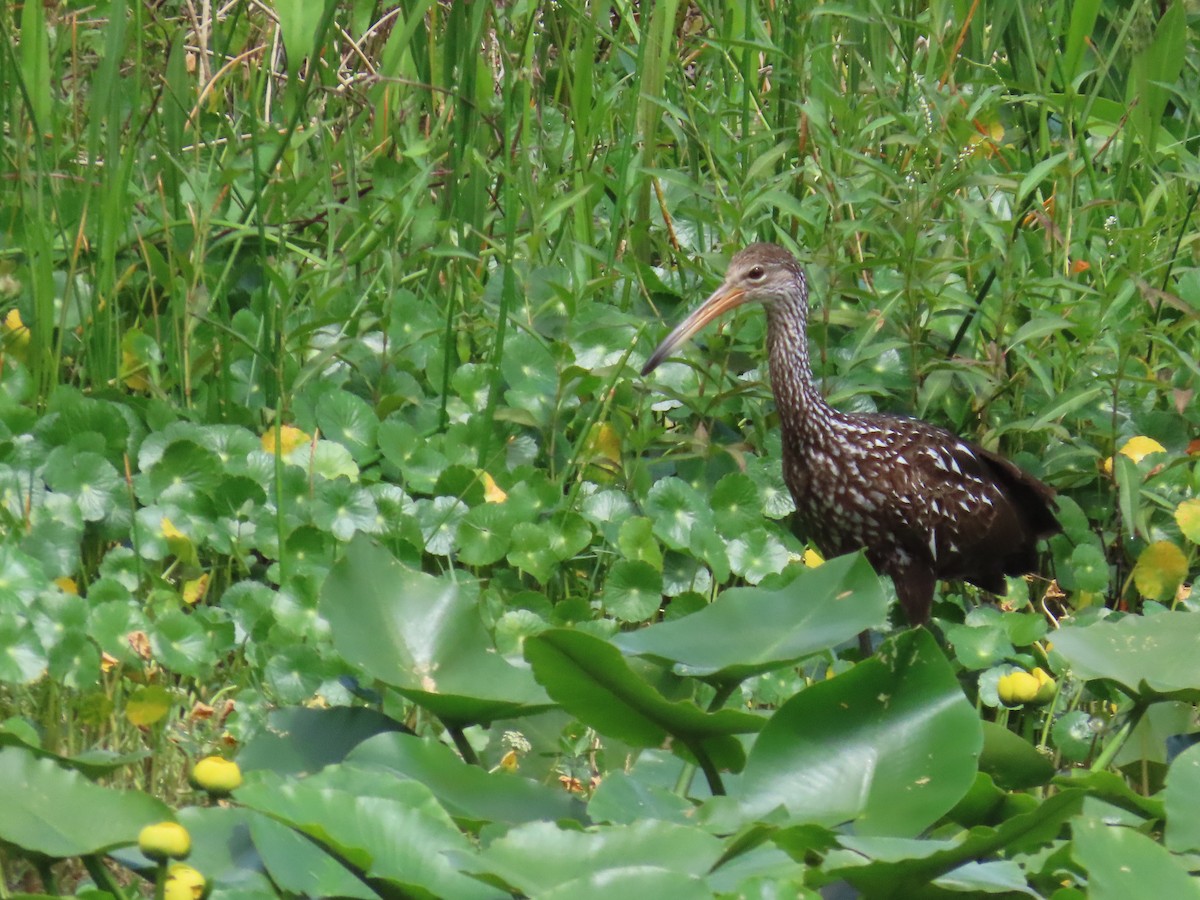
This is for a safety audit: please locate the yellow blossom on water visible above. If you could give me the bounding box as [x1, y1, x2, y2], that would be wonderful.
[55, 576, 79, 595]
[262, 424, 310, 455]
[802, 548, 824, 568]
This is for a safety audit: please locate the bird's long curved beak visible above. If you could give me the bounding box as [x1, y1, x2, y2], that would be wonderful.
[641, 284, 749, 376]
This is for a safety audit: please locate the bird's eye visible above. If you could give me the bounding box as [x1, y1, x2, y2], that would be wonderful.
[747, 266, 764, 280]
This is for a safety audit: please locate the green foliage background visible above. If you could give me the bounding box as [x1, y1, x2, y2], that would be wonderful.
[1, 0, 1200, 896]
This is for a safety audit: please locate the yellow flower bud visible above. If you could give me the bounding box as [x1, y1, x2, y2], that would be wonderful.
[191, 756, 243, 796]
[1031, 667, 1057, 703]
[997, 670, 1041, 705]
[137, 821, 191, 860]
[165, 863, 206, 900]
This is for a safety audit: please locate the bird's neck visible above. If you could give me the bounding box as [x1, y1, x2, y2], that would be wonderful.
[765, 288, 837, 446]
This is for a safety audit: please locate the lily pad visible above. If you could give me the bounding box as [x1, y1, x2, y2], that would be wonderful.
[735, 629, 980, 835]
[613, 553, 888, 683]
[1052, 611, 1200, 698]
[0, 746, 168, 856]
[321, 537, 552, 724]
[524, 628, 764, 773]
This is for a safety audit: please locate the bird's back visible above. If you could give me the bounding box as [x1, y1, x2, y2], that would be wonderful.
[782, 408, 1059, 617]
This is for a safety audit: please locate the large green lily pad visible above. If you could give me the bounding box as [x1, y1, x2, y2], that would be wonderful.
[613, 553, 888, 683]
[321, 537, 552, 725]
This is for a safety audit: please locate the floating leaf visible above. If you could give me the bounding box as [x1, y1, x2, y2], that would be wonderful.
[1164, 742, 1200, 853]
[237, 766, 503, 900]
[614, 554, 887, 683]
[237, 706, 411, 778]
[735, 629, 980, 835]
[464, 819, 724, 897]
[524, 628, 763, 773]
[1072, 815, 1200, 899]
[1053, 611, 1200, 698]
[0, 747, 169, 856]
[322, 537, 552, 724]
[348, 731, 583, 826]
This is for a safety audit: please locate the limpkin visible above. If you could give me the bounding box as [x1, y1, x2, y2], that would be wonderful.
[642, 243, 1060, 625]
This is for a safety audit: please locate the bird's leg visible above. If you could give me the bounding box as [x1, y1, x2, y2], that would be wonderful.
[857, 630, 873, 657]
[892, 566, 937, 626]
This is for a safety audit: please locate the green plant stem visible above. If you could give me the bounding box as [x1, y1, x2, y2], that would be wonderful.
[446, 725, 480, 767]
[672, 760, 697, 797]
[35, 858, 58, 895]
[1090, 701, 1147, 773]
[686, 741, 725, 796]
[82, 854, 128, 900]
[153, 859, 167, 900]
[707, 682, 738, 713]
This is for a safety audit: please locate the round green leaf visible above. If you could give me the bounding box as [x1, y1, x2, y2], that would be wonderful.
[616, 516, 663, 570]
[311, 480, 380, 542]
[725, 527, 789, 584]
[316, 390, 380, 464]
[644, 478, 716, 551]
[736, 629, 981, 835]
[710, 472, 762, 537]
[1068, 543, 1110, 594]
[43, 450, 122, 521]
[601, 560, 663, 623]
[508, 521, 557, 583]
[143, 439, 224, 504]
[458, 502, 516, 566]
[415, 495, 467, 556]
[151, 609, 211, 678]
[265, 644, 329, 705]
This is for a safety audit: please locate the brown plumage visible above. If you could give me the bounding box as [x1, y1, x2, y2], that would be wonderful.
[642, 243, 1060, 625]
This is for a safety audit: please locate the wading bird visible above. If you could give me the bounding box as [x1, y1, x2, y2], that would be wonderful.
[642, 243, 1059, 625]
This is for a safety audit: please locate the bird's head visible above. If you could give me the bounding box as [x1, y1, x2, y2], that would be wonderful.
[641, 243, 806, 376]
